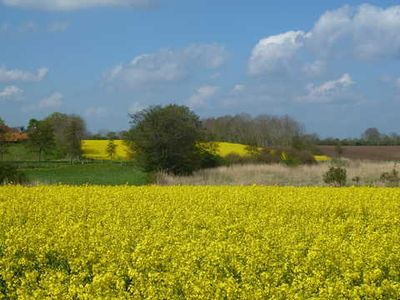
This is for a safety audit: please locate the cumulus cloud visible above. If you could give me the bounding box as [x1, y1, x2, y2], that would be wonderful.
[249, 4, 400, 77]
[1, 0, 153, 11]
[0, 66, 48, 82]
[188, 85, 219, 108]
[106, 44, 227, 89]
[310, 4, 400, 59]
[249, 31, 306, 75]
[0, 85, 23, 100]
[38, 92, 63, 109]
[298, 73, 355, 103]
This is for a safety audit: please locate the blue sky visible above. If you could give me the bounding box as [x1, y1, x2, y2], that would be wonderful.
[1, 0, 400, 137]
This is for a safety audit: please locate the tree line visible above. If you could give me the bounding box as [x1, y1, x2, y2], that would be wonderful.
[0, 113, 86, 161]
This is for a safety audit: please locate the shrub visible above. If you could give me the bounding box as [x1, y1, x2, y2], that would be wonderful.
[323, 166, 347, 187]
[380, 165, 400, 187]
[0, 162, 28, 185]
[280, 149, 317, 166]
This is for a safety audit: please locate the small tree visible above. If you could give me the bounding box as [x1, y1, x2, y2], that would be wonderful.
[27, 119, 55, 161]
[127, 104, 211, 175]
[0, 162, 28, 185]
[323, 166, 347, 187]
[106, 140, 117, 160]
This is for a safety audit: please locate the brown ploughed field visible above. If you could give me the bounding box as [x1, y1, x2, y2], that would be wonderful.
[318, 145, 400, 161]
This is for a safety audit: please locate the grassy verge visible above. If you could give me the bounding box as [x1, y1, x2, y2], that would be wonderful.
[23, 162, 149, 185]
[157, 160, 398, 186]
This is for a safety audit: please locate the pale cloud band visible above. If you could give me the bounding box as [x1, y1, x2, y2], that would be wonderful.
[0, 85, 23, 100]
[298, 74, 355, 103]
[1, 0, 153, 11]
[106, 44, 227, 89]
[0, 66, 48, 83]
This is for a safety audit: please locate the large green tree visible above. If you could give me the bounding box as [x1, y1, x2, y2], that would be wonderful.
[45, 113, 86, 160]
[27, 119, 55, 161]
[127, 104, 210, 175]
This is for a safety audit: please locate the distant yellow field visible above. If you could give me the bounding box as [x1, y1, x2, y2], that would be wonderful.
[213, 142, 252, 156]
[314, 155, 332, 162]
[81, 140, 131, 160]
[81, 140, 330, 162]
[81, 140, 251, 160]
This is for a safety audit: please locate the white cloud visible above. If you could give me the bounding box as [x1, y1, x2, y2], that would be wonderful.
[1, 0, 153, 11]
[106, 44, 227, 89]
[85, 107, 107, 118]
[38, 92, 63, 109]
[0, 85, 23, 100]
[249, 4, 400, 77]
[309, 4, 400, 59]
[188, 85, 219, 108]
[0, 66, 48, 82]
[298, 73, 355, 103]
[48, 21, 69, 32]
[248, 31, 306, 75]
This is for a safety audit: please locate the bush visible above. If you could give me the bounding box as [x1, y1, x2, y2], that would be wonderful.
[280, 149, 317, 166]
[323, 166, 347, 187]
[197, 144, 225, 169]
[380, 165, 400, 187]
[0, 162, 28, 185]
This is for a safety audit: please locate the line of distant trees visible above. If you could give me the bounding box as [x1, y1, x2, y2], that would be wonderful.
[2, 109, 400, 164]
[0, 113, 86, 161]
[317, 128, 400, 146]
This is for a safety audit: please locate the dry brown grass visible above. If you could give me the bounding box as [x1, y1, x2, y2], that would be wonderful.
[156, 160, 398, 186]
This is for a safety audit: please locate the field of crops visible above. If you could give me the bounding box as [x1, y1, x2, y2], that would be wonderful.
[81, 140, 253, 161]
[81, 140, 330, 162]
[0, 186, 399, 298]
[81, 140, 132, 160]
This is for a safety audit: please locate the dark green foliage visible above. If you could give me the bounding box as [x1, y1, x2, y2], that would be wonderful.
[323, 166, 347, 187]
[380, 165, 400, 187]
[46, 113, 86, 160]
[197, 143, 225, 169]
[127, 105, 221, 175]
[27, 119, 56, 161]
[281, 149, 317, 166]
[0, 162, 28, 185]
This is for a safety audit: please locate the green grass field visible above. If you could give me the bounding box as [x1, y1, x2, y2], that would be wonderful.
[22, 163, 149, 185]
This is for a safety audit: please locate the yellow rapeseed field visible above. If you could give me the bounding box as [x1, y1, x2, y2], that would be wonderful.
[81, 140, 331, 162]
[215, 142, 252, 157]
[0, 186, 399, 298]
[81, 140, 132, 160]
[81, 140, 252, 160]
